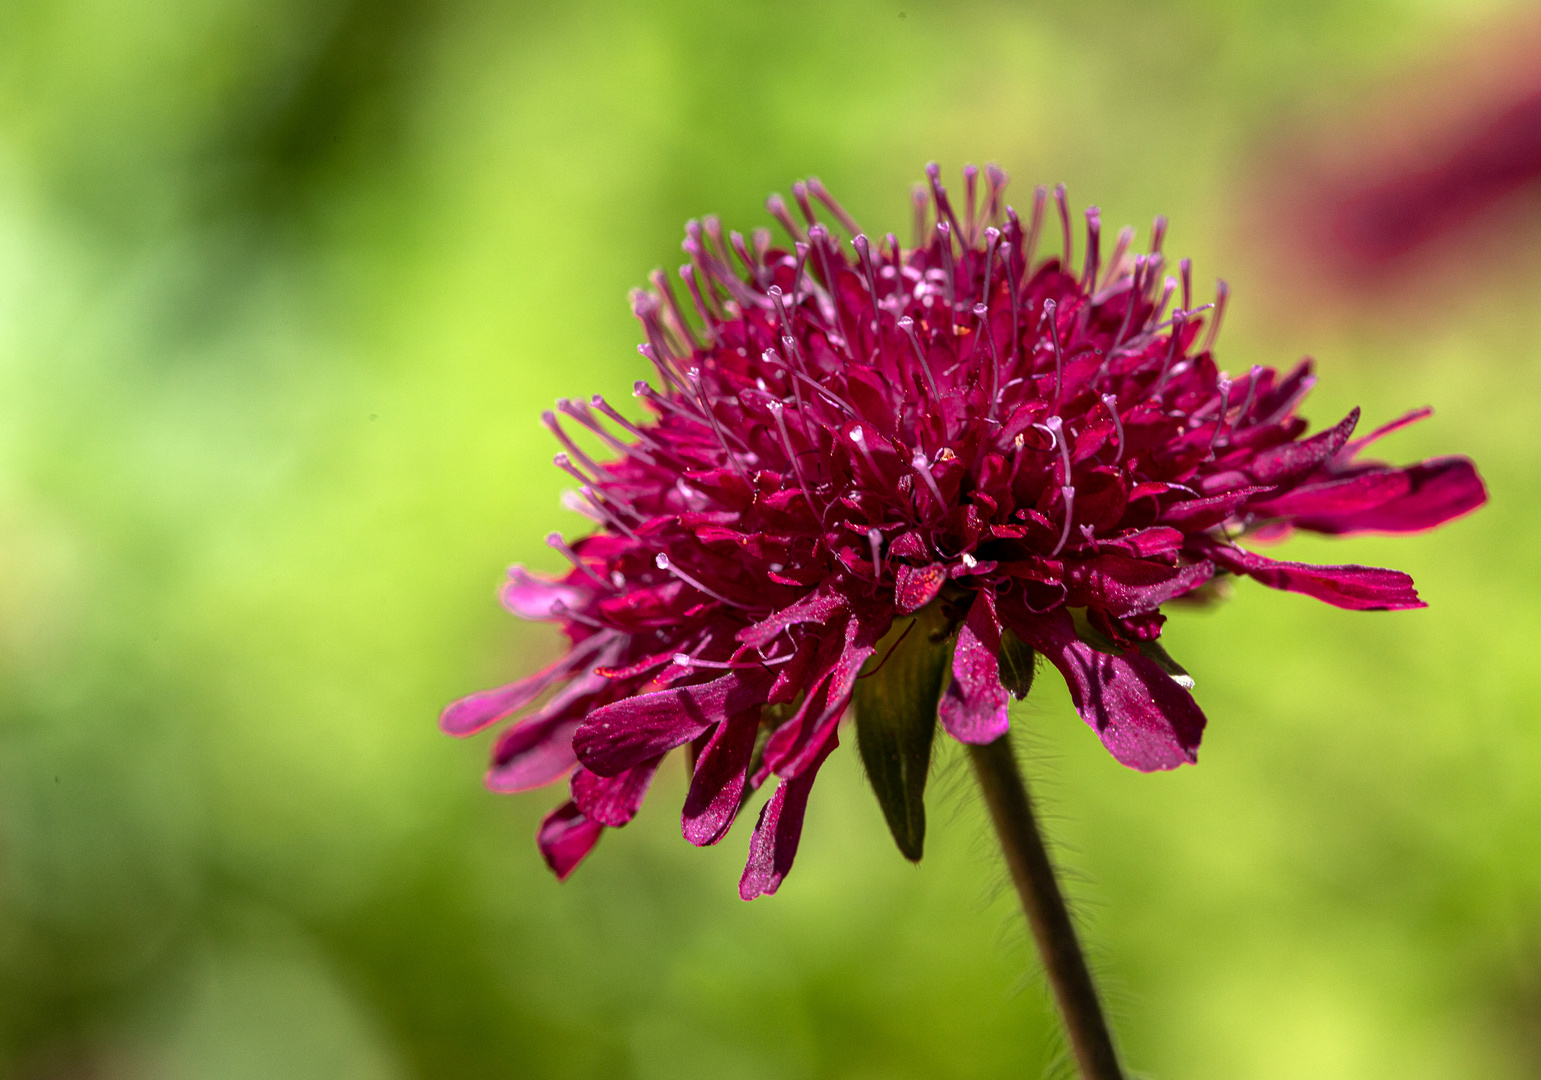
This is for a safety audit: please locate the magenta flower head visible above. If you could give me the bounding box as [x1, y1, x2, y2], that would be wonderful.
[442, 165, 1486, 901]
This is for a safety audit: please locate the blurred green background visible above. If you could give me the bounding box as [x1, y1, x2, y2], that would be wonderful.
[0, 0, 1537, 1077]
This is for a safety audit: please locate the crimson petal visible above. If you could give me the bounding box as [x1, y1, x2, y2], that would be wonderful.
[574, 667, 776, 777]
[739, 730, 839, 900]
[937, 591, 1011, 745]
[537, 800, 603, 881]
[1206, 543, 1423, 610]
[1003, 603, 1206, 772]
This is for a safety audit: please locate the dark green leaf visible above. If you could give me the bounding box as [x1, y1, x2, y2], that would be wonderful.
[997, 629, 1037, 700]
[853, 606, 949, 862]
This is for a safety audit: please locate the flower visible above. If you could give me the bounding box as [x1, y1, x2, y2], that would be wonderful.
[442, 165, 1487, 899]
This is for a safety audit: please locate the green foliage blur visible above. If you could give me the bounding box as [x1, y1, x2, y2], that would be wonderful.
[0, 0, 1536, 1076]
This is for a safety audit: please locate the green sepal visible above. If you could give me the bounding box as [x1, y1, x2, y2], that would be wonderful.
[1135, 638, 1194, 688]
[998, 629, 1037, 700]
[853, 605, 950, 862]
[1068, 606, 1194, 689]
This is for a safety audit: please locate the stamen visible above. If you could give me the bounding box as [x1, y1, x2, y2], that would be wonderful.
[729, 230, 762, 286]
[766, 193, 807, 244]
[848, 425, 885, 485]
[636, 343, 689, 397]
[1044, 300, 1066, 409]
[1150, 214, 1167, 257]
[974, 302, 1002, 418]
[671, 653, 795, 670]
[963, 163, 979, 245]
[936, 221, 956, 311]
[868, 527, 885, 579]
[852, 234, 886, 357]
[547, 532, 612, 589]
[647, 268, 700, 351]
[557, 398, 657, 465]
[1104, 225, 1134, 290]
[984, 163, 1009, 227]
[1024, 185, 1048, 272]
[1201, 279, 1230, 353]
[925, 162, 962, 238]
[1207, 375, 1233, 459]
[911, 184, 929, 248]
[703, 216, 733, 272]
[1082, 207, 1101, 291]
[1007, 432, 1027, 487]
[679, 264, 720, 345]
[808, 224, 856, 352]
[1232, 365, 1263, 433]
[688, 370, 751, 481]
[549, 599, 606, 630]
[806, 176, 862, 236]
[1054, 183, 1072, 268]
[1179, 257, 1192, 314]
[1050, 486, 1076, 557]
[542, 410, 614, 481]
[762, 349, 857, 417]
[910, 450, 948, 513]
[981, 226, 1001, 303]
[767, 399, 820, 517]
[791, 181, 818, 228]
[590, 395, 666, 454]
[1101, 393, 1126, 463]
[654, 552, 751, 610]
[1150, 311, 1189, 399]
[1001, 239, 1021, 364]
[897, 317, 941, 398]
[885, 232, 905, 305]
[1044, 415, 1072, 485]
[1109, 256, 1147, 354]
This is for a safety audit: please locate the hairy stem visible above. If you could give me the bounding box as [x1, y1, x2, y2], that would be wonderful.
[968, 735, 1124, 1080]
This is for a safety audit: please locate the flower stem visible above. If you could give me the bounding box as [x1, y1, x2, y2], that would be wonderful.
[968, 735, 1125, 1080]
